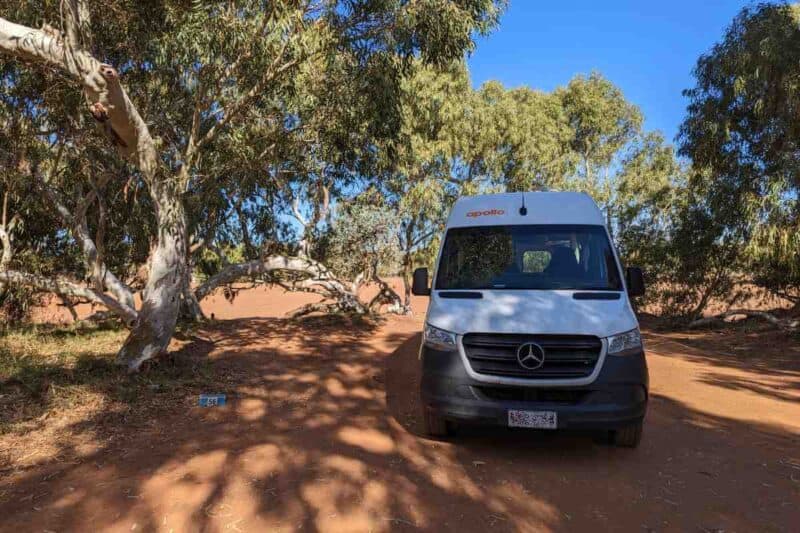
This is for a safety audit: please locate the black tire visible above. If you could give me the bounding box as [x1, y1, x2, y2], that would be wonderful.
[612, 421, 643, 448]
[423, 409, 453, 438]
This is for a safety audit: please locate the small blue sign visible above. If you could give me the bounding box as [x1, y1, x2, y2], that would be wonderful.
[199, 394, 227, 407]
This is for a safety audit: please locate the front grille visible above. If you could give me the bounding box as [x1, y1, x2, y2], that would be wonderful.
[462, 333, 602, 380]
[473, 386, 589, 404]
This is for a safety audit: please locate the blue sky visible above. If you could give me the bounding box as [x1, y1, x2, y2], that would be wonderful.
[467, 1, 750, 144]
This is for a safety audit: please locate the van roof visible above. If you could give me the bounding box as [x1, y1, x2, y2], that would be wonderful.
[447, 191, 605, 228]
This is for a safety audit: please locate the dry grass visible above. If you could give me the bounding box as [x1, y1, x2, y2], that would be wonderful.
[0, 323, 214, 473]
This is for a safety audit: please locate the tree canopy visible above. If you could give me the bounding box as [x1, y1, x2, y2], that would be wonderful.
[0, 0, 506, 369]
[2, 1, 799, 371]
[679, 1, 800, 311]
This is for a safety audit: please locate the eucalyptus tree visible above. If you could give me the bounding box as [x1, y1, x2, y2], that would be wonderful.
[556, 72, 643, 235]
[375, 61, 471, 306]
[0, 0, 505, 370]
[471, 81, 573, 192]
[680, 2, 800, 310]
[614, 132, 682, 254]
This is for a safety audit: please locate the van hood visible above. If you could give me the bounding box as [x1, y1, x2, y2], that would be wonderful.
[425, 290, 638, 338]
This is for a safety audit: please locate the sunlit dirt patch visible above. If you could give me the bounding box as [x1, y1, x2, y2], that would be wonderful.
[1, 283, 799, 532]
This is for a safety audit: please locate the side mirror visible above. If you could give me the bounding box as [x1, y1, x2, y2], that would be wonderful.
[626, 266, 645, 297]
[412, 267, 431, 296]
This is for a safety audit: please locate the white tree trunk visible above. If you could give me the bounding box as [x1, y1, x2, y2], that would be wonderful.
[1, 14, 187, 371]
[0, 192, 12, 294]
[117, 186, 187, 371]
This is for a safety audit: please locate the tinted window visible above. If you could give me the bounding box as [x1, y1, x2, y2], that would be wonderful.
[435, 225, 622, 291]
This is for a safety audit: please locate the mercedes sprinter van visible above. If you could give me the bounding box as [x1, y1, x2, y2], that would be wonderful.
[412, 192, 648, 447]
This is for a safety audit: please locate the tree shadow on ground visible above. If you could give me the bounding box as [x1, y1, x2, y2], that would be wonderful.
[642, 320, 800, 376]
[641, 322, 800, 404]
[0, 331, 215, 436]
[696, 373, 800, 402]
[0, 317, 798, 532]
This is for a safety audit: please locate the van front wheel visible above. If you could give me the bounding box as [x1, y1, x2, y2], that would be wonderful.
[423, 409, 453, 438]
[612, 421, 643, 448]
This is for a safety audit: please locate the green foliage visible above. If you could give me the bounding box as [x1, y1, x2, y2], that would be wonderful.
[679, 2, 800, 307]
[194, 244, 247, 282]
[321, 203, 401, 280]
[558, 72, 643, 176]
[8, 0, 796, 328]
[1, 0, 506, 315]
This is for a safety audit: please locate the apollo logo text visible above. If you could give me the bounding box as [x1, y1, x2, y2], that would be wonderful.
[466, 209, 505, 218]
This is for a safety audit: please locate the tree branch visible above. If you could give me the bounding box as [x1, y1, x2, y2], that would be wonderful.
[0, 269, 138, 325]
[62, 0, 92, 52]
[194, 254, 349, 301]
[193, 13, 309, 154]
[291, 196, 309, 227]
[366, 273, 408, 314]
[0, 192, 13, 272]
[286, 302, 341, 319]
[0, 16, 159, 180]
[32, 165, 135, 308]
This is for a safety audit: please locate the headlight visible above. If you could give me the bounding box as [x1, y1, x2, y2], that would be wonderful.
[606, 328, 642, 356]
[423, 323, 458, 351]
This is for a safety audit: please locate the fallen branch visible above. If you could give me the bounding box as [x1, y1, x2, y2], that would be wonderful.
[367, 274, 410, 315]
[688, 308, 799, 331]
[194, 255, 409, 317]
[286, 302, 343, 319]
[194, 255, 349, 301]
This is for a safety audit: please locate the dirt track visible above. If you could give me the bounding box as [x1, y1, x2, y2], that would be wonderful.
[2, 288, 800, 532]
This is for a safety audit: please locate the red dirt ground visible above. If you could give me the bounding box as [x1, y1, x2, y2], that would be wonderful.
[2, 284, 800, 532]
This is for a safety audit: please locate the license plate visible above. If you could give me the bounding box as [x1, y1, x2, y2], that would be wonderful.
[508, 410, 557, 429]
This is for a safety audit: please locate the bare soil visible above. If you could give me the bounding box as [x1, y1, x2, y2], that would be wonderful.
[1, 283, 799, 532]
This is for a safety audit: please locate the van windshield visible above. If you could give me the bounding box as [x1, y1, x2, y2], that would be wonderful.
[434, 225, 622, 291]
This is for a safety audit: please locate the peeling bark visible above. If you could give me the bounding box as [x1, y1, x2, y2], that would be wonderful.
[117, 186, 187, 371]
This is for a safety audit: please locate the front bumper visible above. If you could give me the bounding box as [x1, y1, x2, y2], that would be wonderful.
[420, 342, 648, 430]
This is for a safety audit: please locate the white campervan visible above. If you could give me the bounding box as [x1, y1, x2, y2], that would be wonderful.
[412, 192, 648, 447]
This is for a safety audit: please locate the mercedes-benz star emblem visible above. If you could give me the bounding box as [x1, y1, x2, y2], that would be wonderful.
[516, 342, 545, 370]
